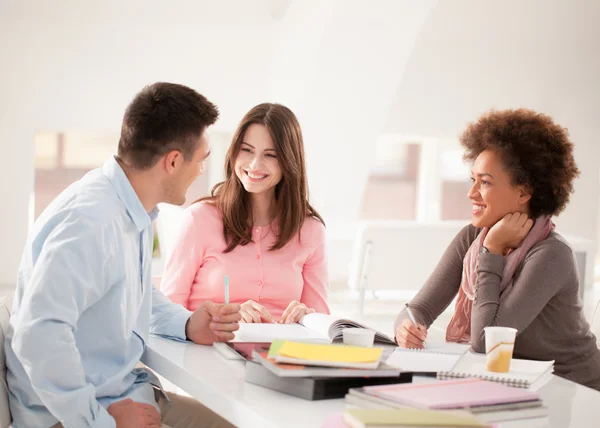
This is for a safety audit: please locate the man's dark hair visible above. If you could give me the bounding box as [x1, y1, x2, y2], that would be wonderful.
[117, 82, 219, 169]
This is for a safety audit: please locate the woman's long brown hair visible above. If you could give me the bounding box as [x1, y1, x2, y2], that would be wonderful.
[198, 103, 324, 253]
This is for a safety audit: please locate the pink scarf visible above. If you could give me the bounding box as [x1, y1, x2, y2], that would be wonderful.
[446, 216, 555, 343]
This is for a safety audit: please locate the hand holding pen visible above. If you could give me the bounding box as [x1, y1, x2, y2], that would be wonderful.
[395, 303, 428, 349]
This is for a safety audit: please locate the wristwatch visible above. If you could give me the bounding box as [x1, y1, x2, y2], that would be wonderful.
[481, 246, 491, 254]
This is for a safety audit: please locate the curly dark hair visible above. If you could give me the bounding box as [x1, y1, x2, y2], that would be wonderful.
[460, 108, 580, 218]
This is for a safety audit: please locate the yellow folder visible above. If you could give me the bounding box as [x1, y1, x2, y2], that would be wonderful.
[277, 341, 382, 363]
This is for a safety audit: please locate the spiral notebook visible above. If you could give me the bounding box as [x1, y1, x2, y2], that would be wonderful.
[385, 342, 470, 373]
[437, 351, 554, 389]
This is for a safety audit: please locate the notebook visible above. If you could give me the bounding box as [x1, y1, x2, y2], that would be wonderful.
[362, 378, 539, 410]
[437, 351, 554, 389]
[385, 342, 470, 373]
[342, 408, 489, 428]
[271, 340, 384, 369]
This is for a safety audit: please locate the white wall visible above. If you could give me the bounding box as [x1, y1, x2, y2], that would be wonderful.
[1, 0, 598, 287]
[0, 0, 438, 284]
[385, 0, 600, 244]
[266, 0, 436, 281]
[0, 0, 277, 284]
[270, 0, 436, 229]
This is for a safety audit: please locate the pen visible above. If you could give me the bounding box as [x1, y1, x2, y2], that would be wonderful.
[224, 275, 230, 305]
[405, 303, 426, 344]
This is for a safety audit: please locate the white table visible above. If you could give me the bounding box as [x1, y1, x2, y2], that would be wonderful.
[142, 336, 600, 428]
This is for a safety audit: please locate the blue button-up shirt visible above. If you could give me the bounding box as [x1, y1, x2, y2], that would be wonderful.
[5, 156, 192, 428]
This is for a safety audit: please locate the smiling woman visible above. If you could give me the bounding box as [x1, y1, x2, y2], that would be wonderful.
[160, 103, 330, 325]
[394, 108, 600, 391]
[235, 124, 282, 190]
[468, 149, 534, 231]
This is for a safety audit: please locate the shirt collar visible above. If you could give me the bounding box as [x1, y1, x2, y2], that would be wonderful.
[102, 156, 159, 232]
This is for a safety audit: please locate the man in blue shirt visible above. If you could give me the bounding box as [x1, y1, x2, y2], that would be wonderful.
[5, 82, 240, 428]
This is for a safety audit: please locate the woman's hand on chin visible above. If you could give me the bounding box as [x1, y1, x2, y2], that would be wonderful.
[484, 212, 534, 255]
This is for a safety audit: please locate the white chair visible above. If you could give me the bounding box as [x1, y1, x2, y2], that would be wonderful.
[591, 299, 600, 348]
[0, 296, 12, 427]
[348, 220, 592, 314]
[348, 221, 465, 314]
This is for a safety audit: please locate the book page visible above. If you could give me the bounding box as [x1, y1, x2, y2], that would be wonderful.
[232, 323, 329, 342]
[299, 313, 338, 340]
[300, 313, 395, 344]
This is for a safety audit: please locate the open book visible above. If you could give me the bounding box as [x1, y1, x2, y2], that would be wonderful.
[233, 313, 395, 344]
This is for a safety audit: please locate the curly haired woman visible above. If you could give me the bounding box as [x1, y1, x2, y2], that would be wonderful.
[394, 108, 600, 390]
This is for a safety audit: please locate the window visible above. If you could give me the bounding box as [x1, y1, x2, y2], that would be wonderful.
[360, 138, 420, 220]
[440, 148, 471, 221]
[33, 131, 219, 263]
[33, 131, 217, 219]
[360, 136, 472, 222]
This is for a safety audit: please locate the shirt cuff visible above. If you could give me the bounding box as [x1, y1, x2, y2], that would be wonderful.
[155, 308, 192, 342]
[477, 251, 505, 276]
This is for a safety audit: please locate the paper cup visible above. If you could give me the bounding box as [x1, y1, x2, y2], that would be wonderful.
[343, 328, 375, 347]
[484, 326, 517, 373]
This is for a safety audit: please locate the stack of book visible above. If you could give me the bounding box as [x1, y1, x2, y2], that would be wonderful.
[245, 340, 412, 400]
[344, 378, 549, 423]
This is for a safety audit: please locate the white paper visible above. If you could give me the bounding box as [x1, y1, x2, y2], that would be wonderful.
[386, 349, 462, 372]
[299, 313, 396, 344]
[299, 313, 337, 339]
[232, 323, 330, 343]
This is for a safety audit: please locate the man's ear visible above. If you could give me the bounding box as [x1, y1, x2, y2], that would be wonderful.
[163, 150, 183, 175]
[518, 185, 532, 205]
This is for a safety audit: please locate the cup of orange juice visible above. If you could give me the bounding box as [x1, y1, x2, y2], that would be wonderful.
[484, 326, 517, 373]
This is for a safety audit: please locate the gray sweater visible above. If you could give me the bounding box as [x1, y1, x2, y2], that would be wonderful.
[395, 224, 600, 391]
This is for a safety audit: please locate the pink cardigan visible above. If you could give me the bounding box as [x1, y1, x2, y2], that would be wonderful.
[160, 203, 330, 318]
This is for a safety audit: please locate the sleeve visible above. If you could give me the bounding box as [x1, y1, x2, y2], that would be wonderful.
[160, 208, 204, 308]
[11, 218, 116, 428]
[150, 287, 192, 341]
[300, 221, 330, 314]
[394, 224, 477, 332]
[469, 241, 574, 352]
